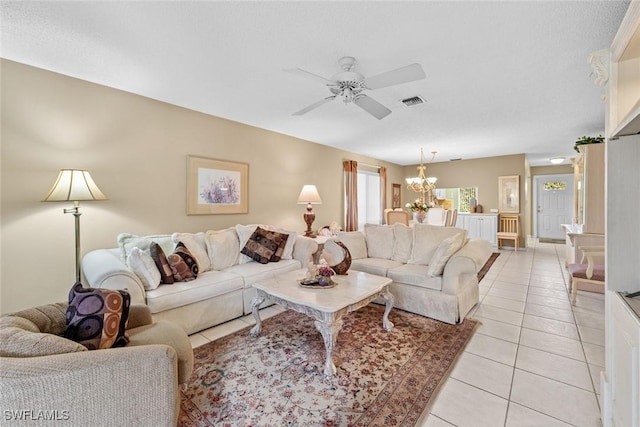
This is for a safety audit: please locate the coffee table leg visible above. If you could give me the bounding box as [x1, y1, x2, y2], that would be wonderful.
[314, 318, 343, 379]
[249, 294, 265, 337]
[381, 290, 395, 331]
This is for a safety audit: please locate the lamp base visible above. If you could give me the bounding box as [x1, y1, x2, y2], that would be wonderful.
[303, 208, 316, 238]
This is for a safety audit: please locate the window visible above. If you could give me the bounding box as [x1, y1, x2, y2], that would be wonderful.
[433, 187, 478, 213]
[357, 170, 381, 229]
[544, 181, 566, 191]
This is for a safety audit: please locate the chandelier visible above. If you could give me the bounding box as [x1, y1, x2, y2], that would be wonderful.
[406, 149, 438, 204]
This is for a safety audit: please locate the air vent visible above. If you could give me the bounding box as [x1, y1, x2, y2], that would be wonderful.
[449, 158, 462, 161]
[401, 95, 426, 107]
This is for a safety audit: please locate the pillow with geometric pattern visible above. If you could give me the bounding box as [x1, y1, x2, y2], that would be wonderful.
[240, 226, 287, 264]
[64, 282, 130, 350]
[150, 242, 174, 284]
[167, 242, 199, 282]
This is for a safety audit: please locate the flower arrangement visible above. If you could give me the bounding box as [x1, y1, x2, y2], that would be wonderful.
[405, 198, 429, 212]
[318, 266, 335, 277]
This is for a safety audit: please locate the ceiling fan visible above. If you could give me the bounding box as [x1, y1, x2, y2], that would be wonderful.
[286, 56, 426, 120]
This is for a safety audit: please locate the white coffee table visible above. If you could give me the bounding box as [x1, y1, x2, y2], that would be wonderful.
[249, 269, 395, 378]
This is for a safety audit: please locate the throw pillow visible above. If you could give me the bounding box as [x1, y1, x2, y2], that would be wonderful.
[265, 226, 297, 260]
[336, 231, 368, 259]
[64, 282, 130, 350]
[167, 242, 199, 282]
[391, 223, 413, 263]
[240, 226, 285, 264]
[427, 233, 465, 277]
[171, 232, 211, 272]
[267, 229, 290, 262]
[127, 247, 161, 290]
[205, 227, 240, 270]
[235, 224, 263, 264]
[117, 233, 173, 264]
[364, 224, 395, 259]
[150, 242, 174, 284]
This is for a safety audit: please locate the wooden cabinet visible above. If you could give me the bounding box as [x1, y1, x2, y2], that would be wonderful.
[459, 214, 497, 247]
[573, 143, 605, 234]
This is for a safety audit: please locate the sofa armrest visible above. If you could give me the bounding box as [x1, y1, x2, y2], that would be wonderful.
[292, 235, 318, 266]
[127, 304, 153, 329]
[0, 345, 179, 426]
[82, 249, 146, 304]
[441, 239, 492, 295]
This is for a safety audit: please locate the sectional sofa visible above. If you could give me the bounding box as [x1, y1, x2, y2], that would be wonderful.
[82, 224, 317, 335]
[334, 223, 492, 324]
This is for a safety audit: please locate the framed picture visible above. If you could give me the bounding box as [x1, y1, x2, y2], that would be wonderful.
[392, 183, 401, 208]
[187, 155, 248, 215]
[498, 175, 520, 213]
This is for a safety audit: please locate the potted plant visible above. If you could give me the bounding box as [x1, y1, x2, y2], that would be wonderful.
[574, 135, 604, 153]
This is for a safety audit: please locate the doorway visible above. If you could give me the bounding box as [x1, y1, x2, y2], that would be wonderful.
[534, 174, 573, 240]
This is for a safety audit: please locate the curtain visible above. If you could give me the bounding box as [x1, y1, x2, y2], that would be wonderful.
[379, 166, 387, 223]
[343, 160, 358, 231]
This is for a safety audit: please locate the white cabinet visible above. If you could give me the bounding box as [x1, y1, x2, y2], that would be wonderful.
[460, 214, 497, 247]
[574, 143, 605, 234]
[604, 293, 640, 427]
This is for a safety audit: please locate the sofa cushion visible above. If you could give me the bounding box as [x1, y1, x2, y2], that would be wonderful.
[240, 226, 284, 264]
[409, 225, 467, 266]
[337, 231, 368, 260]
[265, 226, 297, 260]
[150, 242, 174, 284]
[127, 247, 161, 290]
[350, 258, 403, 277]
[205, 227, 239, 270]
[117, 232, 173, 264]
[224, 259, 301, 288]
[145, 271, 244, 313]
[387, 264, 443, 291]
[364, 224, 395, 260]
[427, 233, 466, 277]
[64, 283, 131, 350]
[172, 232, 211, 272]
[391, 223, 413, 263]
[168, 242, 199, 282]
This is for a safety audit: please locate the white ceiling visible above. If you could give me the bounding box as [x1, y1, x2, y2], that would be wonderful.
[0, 1, 630, 166]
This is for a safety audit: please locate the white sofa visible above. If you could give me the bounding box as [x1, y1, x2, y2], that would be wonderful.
[334, 223, 492, 324]
[82, 225, 317, 335]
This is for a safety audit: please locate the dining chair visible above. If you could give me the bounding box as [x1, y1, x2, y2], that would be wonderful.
[383, 208, 394, 224]
[426, 207, 446, 226]
[496, 214, 519, 250]
[448, 209, 458, 227]
[387, 210, 410, 226]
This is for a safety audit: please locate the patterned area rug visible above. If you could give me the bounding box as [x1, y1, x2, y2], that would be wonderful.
[179, 304, 477, 426]
[478, 252, 500, 282]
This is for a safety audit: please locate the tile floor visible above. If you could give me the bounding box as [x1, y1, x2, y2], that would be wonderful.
[188, 239, 605, 427]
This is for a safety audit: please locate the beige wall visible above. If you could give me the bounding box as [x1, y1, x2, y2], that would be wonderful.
[402, 154, 528, 244]
[0, 60, 406, 313]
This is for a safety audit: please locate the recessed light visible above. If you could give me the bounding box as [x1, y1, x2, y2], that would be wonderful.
[550, 157, 565, 165]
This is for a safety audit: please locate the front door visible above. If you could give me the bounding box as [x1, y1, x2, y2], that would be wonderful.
[535, 174, 573, 240]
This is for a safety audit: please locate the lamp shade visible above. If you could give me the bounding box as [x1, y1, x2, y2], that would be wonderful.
[297, 185, 322, 204]
[42, 169, 108, 202]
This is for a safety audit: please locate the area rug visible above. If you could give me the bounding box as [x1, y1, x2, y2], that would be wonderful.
[478, 252, 500, 282]
[179, 304, 477, 426]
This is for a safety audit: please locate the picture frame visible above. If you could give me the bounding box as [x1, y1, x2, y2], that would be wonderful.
[187, 155, 248, 215]
[498, 175, 520, 213]
[392, 183, 401, 208]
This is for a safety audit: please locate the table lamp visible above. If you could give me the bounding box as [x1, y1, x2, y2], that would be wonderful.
[297, 184, 322, 237]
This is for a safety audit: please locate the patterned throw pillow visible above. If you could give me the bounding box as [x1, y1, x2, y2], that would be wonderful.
[150, 242, 174, 284]
[167, 242, 199, 282]
[64, 282, 130, 350]
[240, 226, 286, 264]
[268, 230, 290, 262]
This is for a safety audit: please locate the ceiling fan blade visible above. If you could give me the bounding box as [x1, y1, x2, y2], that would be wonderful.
[364, 63, 426, 90]
[353, 95, 392, 120]
[292, 96, 337, 116]
[285, 68, 335, 84]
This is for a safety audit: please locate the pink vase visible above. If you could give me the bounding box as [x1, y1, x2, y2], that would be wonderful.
[414, 211, 427, 223]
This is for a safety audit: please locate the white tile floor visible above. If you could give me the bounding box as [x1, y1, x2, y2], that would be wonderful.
[188, 239, 605, 427]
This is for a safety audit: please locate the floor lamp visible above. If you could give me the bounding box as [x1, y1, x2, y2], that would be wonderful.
[43, 169, 108, 283]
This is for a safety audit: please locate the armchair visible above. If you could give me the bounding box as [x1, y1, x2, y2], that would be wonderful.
[0, 302, 193, 426]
